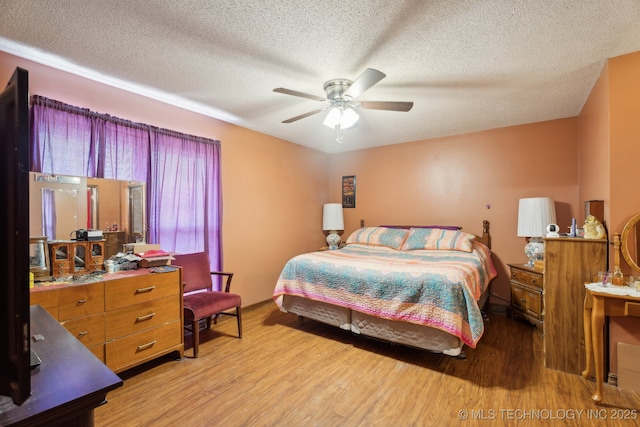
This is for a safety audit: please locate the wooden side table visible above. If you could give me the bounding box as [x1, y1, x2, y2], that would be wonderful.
[582, 284, 640, 401]
[508, 264, 544, 330]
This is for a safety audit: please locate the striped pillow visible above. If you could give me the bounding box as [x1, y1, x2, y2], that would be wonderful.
[401, 228, 475, 252]
[346, 227, 408, 250]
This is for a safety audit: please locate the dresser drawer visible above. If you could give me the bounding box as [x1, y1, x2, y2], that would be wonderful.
[106, 295, 181, 340]
[105, 270, 180, 310]
[58, 282, 105, 321]
[625, 301, 640, 317]
[88, 256, 104, 269]
[30, 289, 59, 319]
[61, 312, 106, 347]
[511, 268, 543, 288]
[106, 320, 181, 372]
[89, 344, 105, 363]
[51, 260, 71, 277]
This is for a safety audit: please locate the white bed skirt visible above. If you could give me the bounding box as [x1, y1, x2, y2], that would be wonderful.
[280, 295, 468, 356]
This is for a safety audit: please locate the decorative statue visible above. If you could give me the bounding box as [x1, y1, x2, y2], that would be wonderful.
[583, 215, 607, 239]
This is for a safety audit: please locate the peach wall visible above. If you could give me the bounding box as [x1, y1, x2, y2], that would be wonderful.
[609, 51, 640, 240]
[1, 51, 329, 307]
[603, 51, 640, 373]
[578, 63, 610, 224]
[329, 119, 581, 305]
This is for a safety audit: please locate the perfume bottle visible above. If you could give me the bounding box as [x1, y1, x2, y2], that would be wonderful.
[612, 267, 624, 286]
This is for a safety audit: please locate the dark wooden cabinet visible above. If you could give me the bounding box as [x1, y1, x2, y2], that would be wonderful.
[0, 305, 122, 426]
[104, 231, 127, 259]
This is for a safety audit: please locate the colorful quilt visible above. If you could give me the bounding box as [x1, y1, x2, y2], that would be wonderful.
[273, 242, 497, 348]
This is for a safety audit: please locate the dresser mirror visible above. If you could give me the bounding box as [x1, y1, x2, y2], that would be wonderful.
[29, 173, 146, 243]
[620, 213, 640, 273]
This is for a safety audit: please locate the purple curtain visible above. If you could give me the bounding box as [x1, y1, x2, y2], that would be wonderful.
[148, 129, 222, 274]
[31, 96, 99, 177]
[30, 96, 222, 272]
[99, 118, 150, 182]
[41, 188, 56, 240]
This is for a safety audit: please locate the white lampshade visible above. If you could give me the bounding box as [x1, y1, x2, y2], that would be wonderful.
[517, 197, 557, 238]
[322, 203, 344, 231]
[517, 197, 556, 267]
[322, 107, 359, 129]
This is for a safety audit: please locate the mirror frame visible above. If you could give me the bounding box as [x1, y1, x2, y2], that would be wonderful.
[620, 213, 640, 273]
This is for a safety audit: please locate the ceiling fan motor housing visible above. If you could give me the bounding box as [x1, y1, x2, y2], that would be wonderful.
[323, 79, 353, 101]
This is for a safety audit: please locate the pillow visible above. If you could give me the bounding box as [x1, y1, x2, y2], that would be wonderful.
[401, 228, 475, 252]
[345, 227, 409, 250]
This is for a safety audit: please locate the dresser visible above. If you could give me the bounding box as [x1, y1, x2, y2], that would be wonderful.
[30, 268, 184, 373]
[508, 263, 544, 330]
[543, 237, 607, 375]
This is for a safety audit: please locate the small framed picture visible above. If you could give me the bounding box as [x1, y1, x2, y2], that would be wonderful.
[342, 175, 356, 208]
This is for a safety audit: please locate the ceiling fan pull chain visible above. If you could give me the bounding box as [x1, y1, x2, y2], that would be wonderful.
[336, 124, 343, 143]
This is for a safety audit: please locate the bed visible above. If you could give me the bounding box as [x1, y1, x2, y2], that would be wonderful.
[272, 220, 497, 356]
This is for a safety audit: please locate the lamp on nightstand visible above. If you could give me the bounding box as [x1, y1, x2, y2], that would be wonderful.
[322, 203, 344, 250]
[517, 197, 556, 268]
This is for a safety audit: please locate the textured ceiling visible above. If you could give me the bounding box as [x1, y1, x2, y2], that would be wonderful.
[1, 1, 640, 153]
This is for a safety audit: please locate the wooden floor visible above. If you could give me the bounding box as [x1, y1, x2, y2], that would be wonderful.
[95, 302, 640, 426]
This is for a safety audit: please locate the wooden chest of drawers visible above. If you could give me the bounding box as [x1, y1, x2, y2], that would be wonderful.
[30, 268, 184, 372]
[49, 240, 105, 278]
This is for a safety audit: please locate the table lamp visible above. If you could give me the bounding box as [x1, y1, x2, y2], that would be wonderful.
[517, 197, 556, 267]
[322, 203, 344, 250]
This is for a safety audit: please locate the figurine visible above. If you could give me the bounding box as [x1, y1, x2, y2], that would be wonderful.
[583, 215, 606, 239]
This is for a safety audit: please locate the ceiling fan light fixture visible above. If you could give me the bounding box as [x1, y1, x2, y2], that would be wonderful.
[322, 106, 359, 129]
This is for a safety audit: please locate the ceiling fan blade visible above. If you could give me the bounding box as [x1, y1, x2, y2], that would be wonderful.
[273, 88, 326, 102]
[343, 68, 386, 100]
[281, 108, 324, 123]
[360, 101, 414, 112]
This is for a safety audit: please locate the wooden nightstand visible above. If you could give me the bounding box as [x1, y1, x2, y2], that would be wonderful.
[508, 263, 544, 330]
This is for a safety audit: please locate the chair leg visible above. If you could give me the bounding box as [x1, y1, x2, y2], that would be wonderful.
[236, 306, 242, 338]
[206, 316, 213, 329]
[192, 319, 200, 358]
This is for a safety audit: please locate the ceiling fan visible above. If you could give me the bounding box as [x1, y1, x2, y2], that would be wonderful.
[273, 68, 413, 142]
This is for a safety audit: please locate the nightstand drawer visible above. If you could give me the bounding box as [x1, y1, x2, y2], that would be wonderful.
[510, 268, 543, 288]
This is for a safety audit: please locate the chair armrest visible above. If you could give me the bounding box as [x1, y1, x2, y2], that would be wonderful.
[210, 271, 234, 292]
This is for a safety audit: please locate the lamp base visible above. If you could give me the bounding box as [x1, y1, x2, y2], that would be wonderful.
[326, 230, 341, 250]
[524, 237, 544, 268]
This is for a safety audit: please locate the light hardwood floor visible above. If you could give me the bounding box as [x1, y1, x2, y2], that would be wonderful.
[95, 302, 640, 426]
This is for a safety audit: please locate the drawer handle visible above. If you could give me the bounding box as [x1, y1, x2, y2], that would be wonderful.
[78, 331, 88, 337]
[136, 313, 156, 322]
[76, 299, 87, 305]
[135, 286, 156, 294]
[136, 340, 157, 352]
[531, 278, 537, 284]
